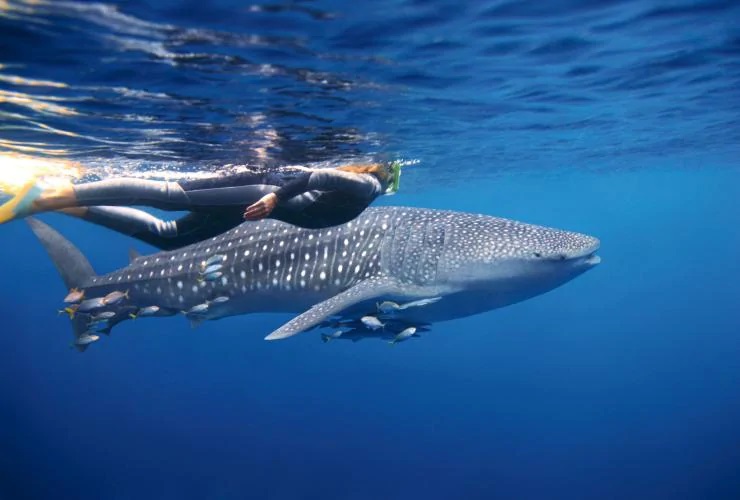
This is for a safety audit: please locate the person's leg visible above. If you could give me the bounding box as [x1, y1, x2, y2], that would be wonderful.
[48, 178, 191, 211]
[62, 206, 177, 236]
[60, 206, 245, 250]
[0, 177, 193, 224]
[55, 172, 289, 212]
[136, 211, 241, 250]
[0, 170, 298, 224]
[58, 206, 182, 249]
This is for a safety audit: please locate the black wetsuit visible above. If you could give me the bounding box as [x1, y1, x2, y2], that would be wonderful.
[72, 168, 384, 250]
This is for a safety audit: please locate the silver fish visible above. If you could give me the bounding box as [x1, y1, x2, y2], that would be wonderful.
[201, 264, 223, 275]
[91, 311, 116, 322]
[128, 306, 161, 319]
[75, 334, 100, 346]
[397, 297, 442, 310]
[321, 330, 344, 343]
[376, 298, 441, 314]
[376, 301, 401, 314]
[186, 303, 209, 315]
[137, 306, 161, 317]
[102, 290, 129, 305]
[201, 254, 227, 269]
[361, 316, 384, 330]
[78, 297, 107, 313]
[64, 288, 85, 304]
[390, 326, 417, 345]
[210, 296, 230, 305]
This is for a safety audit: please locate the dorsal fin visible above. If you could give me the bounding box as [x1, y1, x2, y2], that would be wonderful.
[128, 248, 142, 263]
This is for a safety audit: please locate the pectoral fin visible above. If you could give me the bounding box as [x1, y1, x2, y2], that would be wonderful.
[265, 277, 402, 341]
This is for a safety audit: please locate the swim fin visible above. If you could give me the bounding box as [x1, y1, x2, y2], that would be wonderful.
[0, 179, 43, 224]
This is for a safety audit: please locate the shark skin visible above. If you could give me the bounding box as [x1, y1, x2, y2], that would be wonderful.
[27, 206, 600, 350]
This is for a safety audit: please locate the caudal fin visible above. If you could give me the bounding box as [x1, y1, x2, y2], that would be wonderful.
[27, 218, 98, 350]
[27, 217, 96, 289]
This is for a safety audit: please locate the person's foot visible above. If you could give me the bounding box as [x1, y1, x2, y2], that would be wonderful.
[0, 180, 76, 224]
[0, 180, 44, 224]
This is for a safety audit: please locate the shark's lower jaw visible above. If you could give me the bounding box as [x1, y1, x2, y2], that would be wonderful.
[584, 253, 602, 267]
[560, 238, 601, 271]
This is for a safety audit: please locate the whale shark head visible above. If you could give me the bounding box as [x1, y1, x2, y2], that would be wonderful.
[437, 214, 600, 304]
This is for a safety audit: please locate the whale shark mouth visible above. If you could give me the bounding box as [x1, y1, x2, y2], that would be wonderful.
[584, 253, 601, 266]
[564, 238, 600, 259]
[567, 238, 601, 267]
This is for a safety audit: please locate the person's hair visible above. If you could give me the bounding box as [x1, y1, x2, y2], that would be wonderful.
[335, 163, 390, 182]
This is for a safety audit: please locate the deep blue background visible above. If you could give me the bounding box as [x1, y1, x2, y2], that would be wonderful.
[1, 1, 740, 499]
[2, 170, 739, 499]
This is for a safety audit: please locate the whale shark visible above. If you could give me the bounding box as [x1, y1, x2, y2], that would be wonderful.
[26, 206, 600, 350]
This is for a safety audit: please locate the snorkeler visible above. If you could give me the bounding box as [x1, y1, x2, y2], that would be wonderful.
[0, 162, 402, 250]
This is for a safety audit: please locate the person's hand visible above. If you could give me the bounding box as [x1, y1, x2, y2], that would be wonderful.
[243, 193, 278, 220]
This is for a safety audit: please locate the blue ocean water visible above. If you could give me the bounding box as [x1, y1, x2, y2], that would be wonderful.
[1, 1, 739, 499]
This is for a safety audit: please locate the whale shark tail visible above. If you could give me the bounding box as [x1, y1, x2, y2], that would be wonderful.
[27, 217, 96, 289]
[27, 217, 100, 351]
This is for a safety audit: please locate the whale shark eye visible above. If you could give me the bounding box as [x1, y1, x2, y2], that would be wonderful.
[533, 252, 542, 258]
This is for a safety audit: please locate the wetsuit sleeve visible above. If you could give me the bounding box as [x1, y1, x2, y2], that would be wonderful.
[273, 169, 382, 203]
[273, 172, 312, 202]
[305, 169, 382, 199]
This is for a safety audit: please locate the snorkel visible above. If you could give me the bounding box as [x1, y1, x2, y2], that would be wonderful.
[385, 161, 402, 195]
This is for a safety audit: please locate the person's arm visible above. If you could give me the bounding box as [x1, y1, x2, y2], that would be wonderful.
[243, 171, 312, 220]
[243, 168, 382, 220]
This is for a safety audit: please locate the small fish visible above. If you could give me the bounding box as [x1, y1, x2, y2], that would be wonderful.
[75, 334, 100, 346]
[64, 288, 85, 304]
[397, 297, 442, 310]
[102, 290, 129, 306]
[91, 311, 116, 323]
[185, 303, 209, 315]
[361, 316, 384, 330]
[78, 298, 107, 312]
[389, 326, 417, 345]
[210, 296, 230, 305]
[376, 301, 401, 314]
[201, 254, 226, 270]
[58, 305, 79, 319]
[201, 264, 223, 275]
[321, 331, 344, 343]
[130, 305, 161, 319]
[202, 271, 223, 282]
[376, 297, 441, 314]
